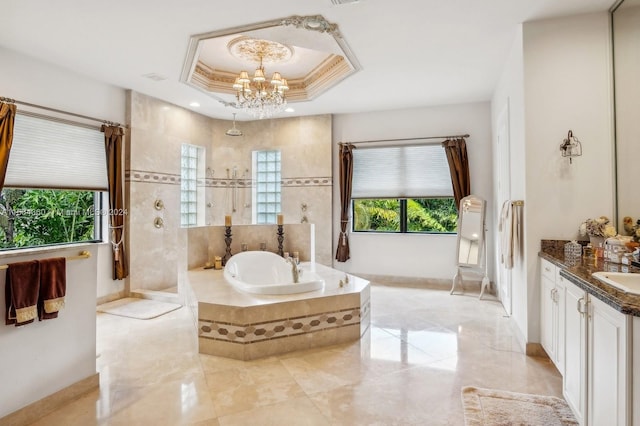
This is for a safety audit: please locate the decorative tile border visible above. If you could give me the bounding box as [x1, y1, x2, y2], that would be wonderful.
[126, 170, 180, 185]
[127, 169, 332, 188]
[281, 177, 332, 187]
[199, 300, 370, 345]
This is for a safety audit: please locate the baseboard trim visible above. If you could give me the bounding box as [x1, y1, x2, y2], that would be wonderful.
[526, 342, 548, 358]
[0, 373, 99, 426]
[97, 290, 126, 306]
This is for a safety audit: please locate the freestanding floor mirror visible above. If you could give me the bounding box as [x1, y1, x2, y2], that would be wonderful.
[450, 194, 490, 299]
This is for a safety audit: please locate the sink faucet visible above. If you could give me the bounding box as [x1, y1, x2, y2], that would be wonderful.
[286, 256, 300, 283]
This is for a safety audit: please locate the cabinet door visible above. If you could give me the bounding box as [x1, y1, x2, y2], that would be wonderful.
[587, 295, 629, 426]
[564, 280, 587, 425]
[540, 274, 555, 360]
[555, 275, 566, 376]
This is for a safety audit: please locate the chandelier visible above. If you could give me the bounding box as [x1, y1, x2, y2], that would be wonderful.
[230, 38, 291, 119]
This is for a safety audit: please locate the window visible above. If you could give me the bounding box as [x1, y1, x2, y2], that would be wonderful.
[252, 150, 281, 224]
[0, 113, 106, 249]
[180, 144, 205, 227]
[351, 143, 457, 233]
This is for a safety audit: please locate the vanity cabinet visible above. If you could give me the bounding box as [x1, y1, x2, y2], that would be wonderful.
[563, 278, 630, 426]
[539, 259, 565, 374]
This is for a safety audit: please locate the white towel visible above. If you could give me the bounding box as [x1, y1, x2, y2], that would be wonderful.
[499, 200, 523, 269]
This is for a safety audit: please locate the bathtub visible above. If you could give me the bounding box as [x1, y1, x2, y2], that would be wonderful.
[223, 251, 324, 295]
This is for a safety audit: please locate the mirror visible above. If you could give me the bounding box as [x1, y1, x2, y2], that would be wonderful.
[456, 195, 486, 267]
[612, 0, 640, 233]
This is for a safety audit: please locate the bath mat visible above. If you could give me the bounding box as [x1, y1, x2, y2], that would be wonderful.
[461, 386, 578, 426]
[97, 298, 181, 320]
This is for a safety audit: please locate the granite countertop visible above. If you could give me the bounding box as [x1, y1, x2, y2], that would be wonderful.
[539, 240, 640, 316]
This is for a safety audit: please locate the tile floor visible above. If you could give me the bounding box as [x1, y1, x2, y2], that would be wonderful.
[30, 284, 562, 425]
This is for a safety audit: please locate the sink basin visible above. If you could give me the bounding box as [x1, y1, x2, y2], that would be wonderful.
[592, 272, 640, 294]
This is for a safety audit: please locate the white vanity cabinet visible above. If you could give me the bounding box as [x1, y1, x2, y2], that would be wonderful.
[587, 294, 629, 426]
[562, 278, 630, 426]
[563, 279, 587, 425]
[539, 259, 565, 374]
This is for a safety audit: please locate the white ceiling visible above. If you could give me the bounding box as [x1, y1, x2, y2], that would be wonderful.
[0, 0, 614, 121]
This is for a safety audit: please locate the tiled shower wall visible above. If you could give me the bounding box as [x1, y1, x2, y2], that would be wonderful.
[126, 92, 332, 292]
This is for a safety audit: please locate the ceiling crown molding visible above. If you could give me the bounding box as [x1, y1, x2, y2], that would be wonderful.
[180, 14, 361, 110]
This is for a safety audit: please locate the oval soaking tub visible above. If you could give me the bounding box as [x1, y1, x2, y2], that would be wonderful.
[223, 251, 324, 295]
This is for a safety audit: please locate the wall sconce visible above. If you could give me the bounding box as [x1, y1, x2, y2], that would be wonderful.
[559, 130, 582, 164]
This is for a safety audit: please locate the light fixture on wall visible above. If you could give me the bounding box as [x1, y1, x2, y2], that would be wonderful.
[225, 113, 243, 137]
[559, 130, 582, 164]
[231, 38, 290, 119]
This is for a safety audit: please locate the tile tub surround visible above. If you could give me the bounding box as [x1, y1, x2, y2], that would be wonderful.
[188, 263, 370, 360]
[539, 239, 640, 315]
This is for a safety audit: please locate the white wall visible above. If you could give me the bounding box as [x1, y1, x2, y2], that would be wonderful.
[522, 12, 614, 343]
[491, 27, 528, 341]
[0, 245, 98, 417]
[491, 12, 614, 346]
[0, 46, 127, 301]
[331, 102, 493, 280]
[0, 47, 127, 417]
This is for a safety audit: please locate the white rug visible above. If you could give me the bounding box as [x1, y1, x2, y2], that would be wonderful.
[462, 386, 578, 426]
[97, 298, 181, 320]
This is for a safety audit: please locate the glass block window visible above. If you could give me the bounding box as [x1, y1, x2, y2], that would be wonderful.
[181, 144, 204, 227]
[252, 150, 281, 224]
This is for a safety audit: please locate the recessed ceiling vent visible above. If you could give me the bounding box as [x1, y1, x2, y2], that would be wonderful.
[330, 0, 360, 4]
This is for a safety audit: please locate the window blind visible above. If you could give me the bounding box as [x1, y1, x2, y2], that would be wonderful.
[351, 144, 453, 199]
[5, 114, 108, 191]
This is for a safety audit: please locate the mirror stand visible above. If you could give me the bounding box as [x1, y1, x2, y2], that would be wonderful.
[450, 228, 491, 298]
[450, 195, 490, 299]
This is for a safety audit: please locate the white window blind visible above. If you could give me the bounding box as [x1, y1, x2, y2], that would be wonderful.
[5, 114, 108, 191]
[352, 144, 453, 199]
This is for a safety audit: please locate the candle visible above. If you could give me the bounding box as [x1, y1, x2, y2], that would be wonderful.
[277, 214, 283, 225]
[225, 215, 232, 227]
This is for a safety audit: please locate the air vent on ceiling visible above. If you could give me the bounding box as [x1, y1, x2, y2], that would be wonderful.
[330, 0, 360, 4]
[142, 72, 168, 82]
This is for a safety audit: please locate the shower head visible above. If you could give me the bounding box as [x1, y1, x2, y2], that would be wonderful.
[225, 113, 243, 137]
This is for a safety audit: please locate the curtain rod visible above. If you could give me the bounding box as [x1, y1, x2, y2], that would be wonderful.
[340, 134, 469, 146]
[1, 96, 126, 128]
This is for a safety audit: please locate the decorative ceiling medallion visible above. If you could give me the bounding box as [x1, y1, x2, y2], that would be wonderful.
[228, 37, 293, 64]
[280, 15, 340, 36]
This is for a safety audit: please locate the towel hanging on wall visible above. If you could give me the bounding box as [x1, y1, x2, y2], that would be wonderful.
[5, 260, 40, 326]
[38, 257, 66, 320]
[499, 200, 524, 269]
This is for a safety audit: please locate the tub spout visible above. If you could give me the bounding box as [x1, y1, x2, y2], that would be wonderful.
[286, 256, 300, 283]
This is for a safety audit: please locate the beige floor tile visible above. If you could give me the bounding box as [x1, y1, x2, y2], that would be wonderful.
[203, 360, 306, 417]
[26, 284, 562, 425]
[217, 396, 330, 426]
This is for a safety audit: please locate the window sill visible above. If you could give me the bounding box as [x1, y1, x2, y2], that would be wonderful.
[351, 231, 458, 236]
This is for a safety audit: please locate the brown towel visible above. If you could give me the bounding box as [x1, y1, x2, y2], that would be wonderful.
[38, 257, 66, 320]
[5, 260, 40, 326]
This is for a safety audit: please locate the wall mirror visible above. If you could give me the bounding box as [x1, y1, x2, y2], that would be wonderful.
[451, 195, 490, 298]
[612, 0, 640, 233]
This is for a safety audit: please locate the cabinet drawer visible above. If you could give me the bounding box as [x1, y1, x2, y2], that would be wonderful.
[541, 259, 557, 282]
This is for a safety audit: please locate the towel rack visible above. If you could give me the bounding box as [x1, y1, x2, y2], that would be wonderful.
[0, 250, 91, 270]
[511, 200, 524, 206]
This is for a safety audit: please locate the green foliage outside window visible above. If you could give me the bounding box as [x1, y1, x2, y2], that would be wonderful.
[353, 198, 457, 233]
[0, 189, 96, 249]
